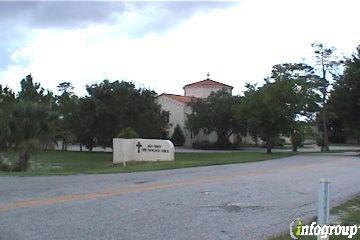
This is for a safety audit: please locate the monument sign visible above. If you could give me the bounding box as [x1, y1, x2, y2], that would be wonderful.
[113, 138, 175, 164]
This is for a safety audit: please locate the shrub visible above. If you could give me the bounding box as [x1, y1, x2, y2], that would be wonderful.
[273, 136, 286, 147]
[0, 154, 12, 171]
[0, 152, 30, 172]
[117, 127, 139, 139]
[170, 125, 185, 146]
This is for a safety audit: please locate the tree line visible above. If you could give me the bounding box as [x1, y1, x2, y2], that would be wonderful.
[0, 77, 167, 170]
[186, 44, 360, 153]
[0, 42, 359, 171]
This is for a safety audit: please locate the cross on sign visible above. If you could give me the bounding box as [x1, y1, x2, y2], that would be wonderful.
[136, 141, 142, 153]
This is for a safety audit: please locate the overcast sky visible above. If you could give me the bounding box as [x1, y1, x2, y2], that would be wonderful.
[1, 0, 359, 96]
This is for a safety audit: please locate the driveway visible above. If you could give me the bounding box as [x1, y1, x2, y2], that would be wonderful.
[175, 144, 360, 153]
[1, 153, 360, 240]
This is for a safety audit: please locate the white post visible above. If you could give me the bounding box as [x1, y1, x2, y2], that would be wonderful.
[317, 178, 330, 240]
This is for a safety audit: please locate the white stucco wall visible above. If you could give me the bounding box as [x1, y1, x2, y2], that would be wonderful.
[184, 86, 232, 98]
[156, 95, 186, 136]
[157, 84, 234, 147]
[156, 96, 210, 147]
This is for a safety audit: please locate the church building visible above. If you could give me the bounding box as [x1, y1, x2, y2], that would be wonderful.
[157, 75, 233, 147]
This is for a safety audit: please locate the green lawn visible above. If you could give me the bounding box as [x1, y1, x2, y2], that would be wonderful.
[268, 194, 360, 240]
[0, 150, 294, 176]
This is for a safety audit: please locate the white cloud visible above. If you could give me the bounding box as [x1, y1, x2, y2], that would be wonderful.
[1, 0, 359, 96]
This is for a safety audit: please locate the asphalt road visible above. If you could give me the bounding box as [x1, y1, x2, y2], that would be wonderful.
[1, 153, 360, 240]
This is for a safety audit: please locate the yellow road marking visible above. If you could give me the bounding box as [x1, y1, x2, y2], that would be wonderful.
[0, 160, 343, 213]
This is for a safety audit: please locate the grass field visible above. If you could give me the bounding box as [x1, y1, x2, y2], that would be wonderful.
[268, 194, 360, 240]
[0, 150, 294, 176]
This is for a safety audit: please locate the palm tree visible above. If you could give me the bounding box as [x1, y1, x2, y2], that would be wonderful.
[0, 101, 57, 171]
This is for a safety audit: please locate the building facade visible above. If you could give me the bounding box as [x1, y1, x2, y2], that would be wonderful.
[157, 77, 233, 147]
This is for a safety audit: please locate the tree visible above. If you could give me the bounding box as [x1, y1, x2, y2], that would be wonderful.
[134, 88, 168, 139]
[236, 63, 320, 153]
[235, 82, 292, 153]
[327, 45, 360, 143]
[57, 82, 74, 95]
[170, 124, 185, 146]
[291, 122, 315, 149]
[78, 80, 166, 149]
[267, 63, 320, 151]
[0, 85, 15, 106]
[311, 43, 340, 151]
[0, 75, 58, 171]
[186, 90, 247, 148]
[0, 85, 16, 150]
[16, 74, 56, 151]
[0, 101, 57, 171]
[55, 82, 78, 151]
[18, 74, 54, 105]
[75, 97, 97, 151]
[117, 127, 139, 139]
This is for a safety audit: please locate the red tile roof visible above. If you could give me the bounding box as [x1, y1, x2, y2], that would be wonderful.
[158, 94, 195, 103]
[183, 79, 233, 89]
